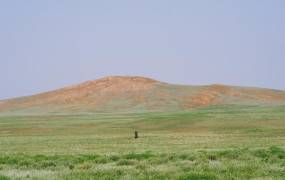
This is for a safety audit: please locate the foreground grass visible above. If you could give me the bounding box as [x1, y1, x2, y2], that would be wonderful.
[0, 146, 284, 179]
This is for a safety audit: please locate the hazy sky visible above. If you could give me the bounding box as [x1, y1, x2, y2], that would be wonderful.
[1, 0, 285, 99]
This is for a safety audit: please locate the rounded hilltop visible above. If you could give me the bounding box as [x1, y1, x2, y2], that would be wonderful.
[58, 76, 163, 99]
[85, 76, 159, 84]
[68, 76, 161, 89]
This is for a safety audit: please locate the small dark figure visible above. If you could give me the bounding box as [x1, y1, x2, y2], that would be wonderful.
[134, 131, 139, 139]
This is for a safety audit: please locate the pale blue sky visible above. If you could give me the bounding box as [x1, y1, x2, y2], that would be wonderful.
[1, 0, 285, 99]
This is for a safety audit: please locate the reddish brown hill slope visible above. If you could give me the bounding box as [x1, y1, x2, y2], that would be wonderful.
[1, 76, 285, 115]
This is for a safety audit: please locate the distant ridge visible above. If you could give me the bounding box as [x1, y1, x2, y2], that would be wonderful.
[1, 76, 285, 115]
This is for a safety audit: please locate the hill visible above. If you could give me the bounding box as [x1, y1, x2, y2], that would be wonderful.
[1, 76, 285, 179]
[1, 76, 285, 115]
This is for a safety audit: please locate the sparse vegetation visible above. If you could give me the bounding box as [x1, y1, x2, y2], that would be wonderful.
[0, 105, 285, 179]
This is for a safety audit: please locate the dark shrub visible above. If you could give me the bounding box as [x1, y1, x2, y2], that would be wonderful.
[68, 164, 74, 170]
[40, 161, 57, 168]
[269, 146, 285, 159]
[109, 155, 120, 162]
[117, 159, 136, 166]
[253, 149, 269, 160]
[123, 152, 153, 160]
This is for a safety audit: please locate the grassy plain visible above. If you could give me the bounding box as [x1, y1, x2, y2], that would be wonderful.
[0, 105, 285, 179]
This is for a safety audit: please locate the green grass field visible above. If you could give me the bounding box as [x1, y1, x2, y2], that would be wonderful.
[0, 105, 285, 179]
